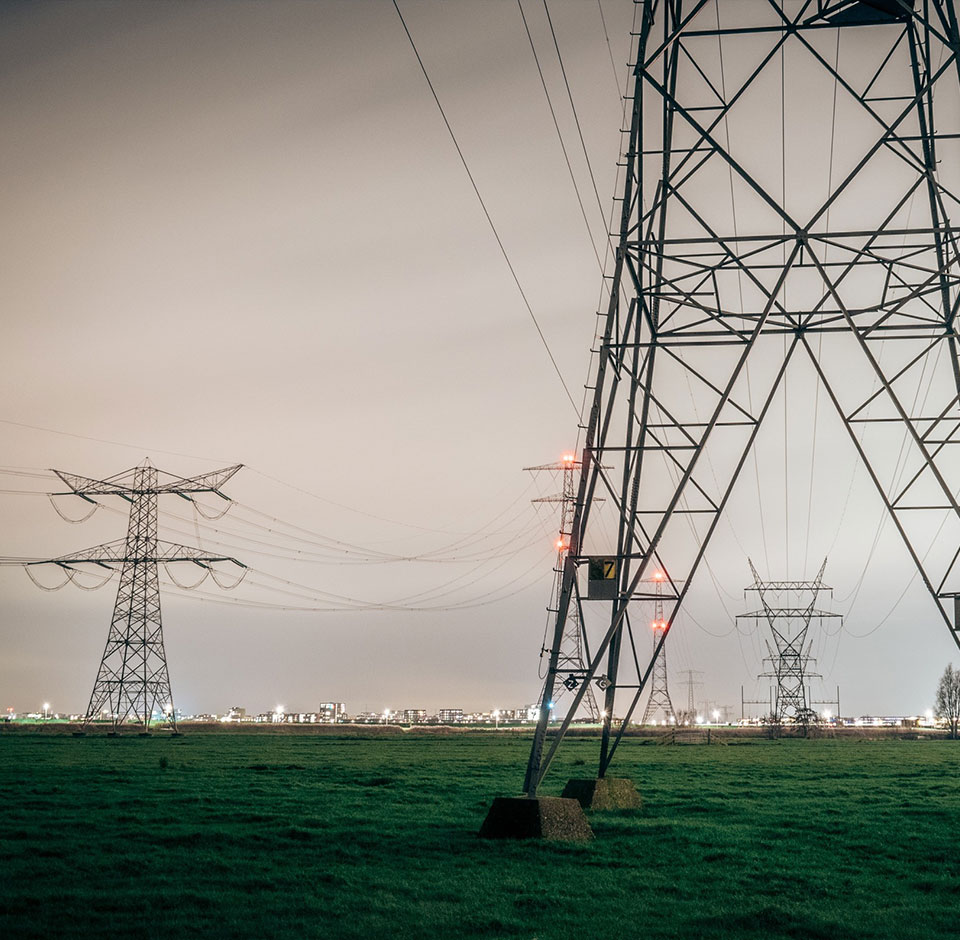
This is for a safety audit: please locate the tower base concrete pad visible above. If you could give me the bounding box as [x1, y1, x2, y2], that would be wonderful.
[561, 777, 643, 810]
[479, 796, 593, 842]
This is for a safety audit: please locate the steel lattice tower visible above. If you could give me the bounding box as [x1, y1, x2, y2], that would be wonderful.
[640, 572, 677, 724]
[520, 0, 960, 798]
[527, 455, 601, 721]
[24, 460, 244, 733]
[738, 559, 841, 721]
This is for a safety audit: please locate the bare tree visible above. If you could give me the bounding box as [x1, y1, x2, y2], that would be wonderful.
[935, 664, 960, 739]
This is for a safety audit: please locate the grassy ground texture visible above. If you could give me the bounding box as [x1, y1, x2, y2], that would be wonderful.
[2, 730, 960, 939]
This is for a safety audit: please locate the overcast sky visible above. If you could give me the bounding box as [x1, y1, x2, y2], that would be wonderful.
[2, 0, 958, 720]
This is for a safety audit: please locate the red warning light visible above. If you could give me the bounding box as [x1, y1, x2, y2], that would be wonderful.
[653, 571, 664, 581]
[555, 537, 569, 551]
[562, 453, 575, 464]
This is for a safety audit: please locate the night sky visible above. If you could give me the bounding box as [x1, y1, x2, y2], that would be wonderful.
[2, 0, 957, 719]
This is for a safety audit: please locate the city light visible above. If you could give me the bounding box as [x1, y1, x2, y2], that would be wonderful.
[712, 709, 720, 722]
[823, 709, 832, 721]
[42, 702, 50, 720]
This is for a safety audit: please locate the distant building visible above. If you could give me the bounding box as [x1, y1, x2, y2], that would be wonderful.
[438, 708, 463, 724]
[226, 706, 246, 721]
[318, 702, 346, 724]
[402, 709, 427, 724]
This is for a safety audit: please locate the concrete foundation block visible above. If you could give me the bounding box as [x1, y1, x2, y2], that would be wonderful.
[479, 796, 594, 842]
[561, 777, 643, 810]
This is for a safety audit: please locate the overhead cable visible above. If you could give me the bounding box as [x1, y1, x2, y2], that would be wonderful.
[392, 0, 581, 417]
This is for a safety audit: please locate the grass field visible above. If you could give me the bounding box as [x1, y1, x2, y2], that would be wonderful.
[2, 729, 960, 939]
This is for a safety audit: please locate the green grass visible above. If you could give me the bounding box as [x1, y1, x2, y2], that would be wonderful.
[2, 731, 960, 939]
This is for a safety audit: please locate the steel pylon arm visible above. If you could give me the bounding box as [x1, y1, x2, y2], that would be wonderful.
[51, 463, 243, 501]
[23, 539, 245, 570]
[738, 609, 841, 619]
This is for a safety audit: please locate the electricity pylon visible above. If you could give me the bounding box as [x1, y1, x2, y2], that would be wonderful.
[640, 572, 676, 724]
[527, 454, 600, 721]
[23, 460, 244, 733]
[678, 668, 703, 719]
[738, 560, 841, 722]
[521, 0, 960, 798]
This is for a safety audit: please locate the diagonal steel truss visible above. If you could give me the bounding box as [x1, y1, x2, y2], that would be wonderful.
[522, 0, 960, 796]
[24, 460, 244, 733]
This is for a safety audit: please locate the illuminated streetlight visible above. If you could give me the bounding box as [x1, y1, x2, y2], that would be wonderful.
[42, 702, 50, 720]
[712, 709, 720, 724]
[493, 709, 500, 730]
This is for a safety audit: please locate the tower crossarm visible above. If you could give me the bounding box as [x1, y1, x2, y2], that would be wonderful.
[737, 608, 841, 619]
[51, 463, 243, 501]
[23, 539, 245, 570]
[154, 465, 243, 497]
[745, 581, 834, 593]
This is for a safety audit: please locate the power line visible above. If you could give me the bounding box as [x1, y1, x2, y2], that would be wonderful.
[392, 0, 580, 417]
[517, 0, 607, 280]
[0, 417, 229, 464]
[542, 0, 611, 241]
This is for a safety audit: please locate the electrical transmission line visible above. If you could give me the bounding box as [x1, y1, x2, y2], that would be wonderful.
[739, 559, 841, 723]
[639, 572, 676, 725]
[678, 669, 703, 721]
[514, 0, 960, 801]
[15, 460, 244, 733]
[526, 454, 600, 721]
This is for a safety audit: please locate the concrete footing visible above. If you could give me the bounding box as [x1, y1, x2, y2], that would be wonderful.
[479, 796, 593, 842]
[561, 777, 643, 810]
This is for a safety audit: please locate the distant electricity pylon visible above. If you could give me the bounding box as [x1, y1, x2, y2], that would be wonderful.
[640, 572, 676, 725]
[678, 668, 703, 719]
[23, 460, 244, 733]
[739, 560, 841, 723]
[526, 454, 600, 722]
[520, 0, 960, 798]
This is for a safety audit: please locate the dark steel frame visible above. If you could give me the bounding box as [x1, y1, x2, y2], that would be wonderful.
[523, 0, 960, 796]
